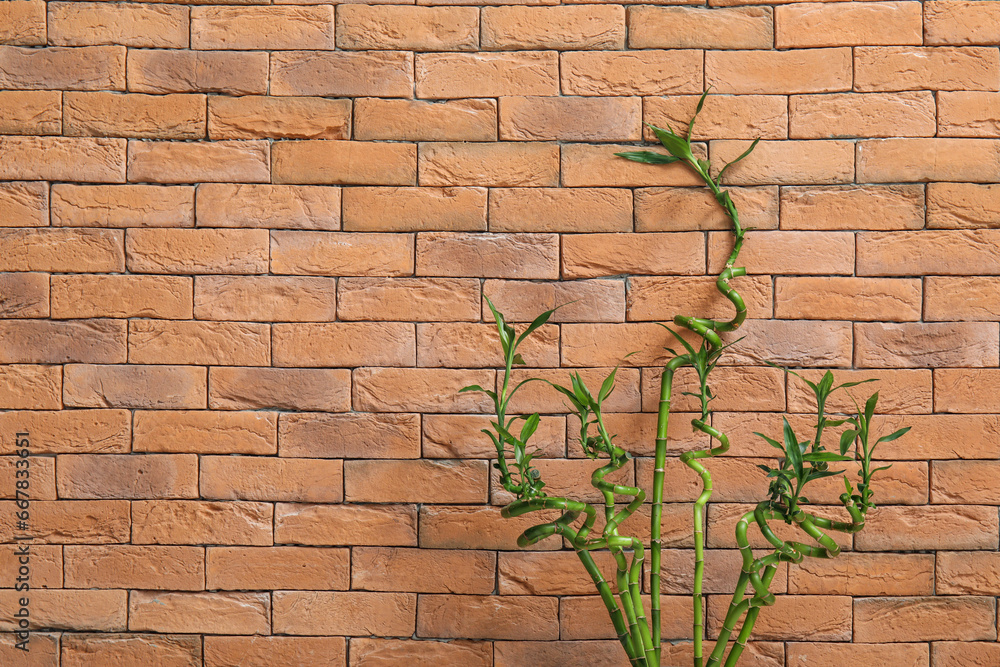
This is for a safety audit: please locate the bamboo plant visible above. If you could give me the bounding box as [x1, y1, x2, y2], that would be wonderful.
[461, 92, 909, 667]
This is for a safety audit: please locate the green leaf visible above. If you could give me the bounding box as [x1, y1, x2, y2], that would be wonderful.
[615, 151, 680, 165]
[864, 392, 879, 425]
[598, 367, 619, 403]
[818, 371, 834, 398]
[649, 124, 694, 160]
[871, 465, 892, 474]
[483, 295, 512, 356]
[803, 452, 852, 463]
[783, 418, 803, 479]
[570, 373, 594, 407]
[756, 464, 773, 474]
[515, 308, 557, 349]
[716, 137, 760, 183]
[519, 413, 541, 443]
[835, 378, 877, 390]
[511, 353, 526, 366]
[839, 429, 859, 455]
[844, 477, 853, 494]
[754, 432, 784, 451]
[688, 89, 709, 138]
[876, 427, 911, 444]
[460, 385, 498, 403]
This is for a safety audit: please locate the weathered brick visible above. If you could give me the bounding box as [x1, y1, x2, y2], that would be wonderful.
[423, 414, 565, 459]
[49, 2, 189, 48]
[0, 455, 55, 500]
[854, 596, 996, 642]
[208, 96, 350, 140]
[0, 544, 61, 587]
[775, 277, 920, 321]
[0, 45, 125, 90]
[927, 182, 1000, 228]
[420, 141, 559, 187]
[273, 592, 415, 636]
[710, 229, 853, 275]
[127, 49, 268, 95]
[272, 140, 416, 186]
[65, 91, 205, 140]
[493, 641, 632, 667]
[858, 230, 1000, 275]
[856, 46, 1000, 92]
[354, 98, 497, 142]
[855, 322, 999, 368]
[568, 411, 706, 458]
[205, 636, 344, 667]
[64, 545, 204, 590]
[644, 95, 786, 141]
[0, 409, 130, 454]
[128, 320, 269, 366]
[270, 230, 413, 276]
[499, 551, 619, 596]
[560, 322, 684, 367]
[0, 229, 124, 274]
[417, 321, 558, 368]
[790, 92, 935, 139]
[938, 91, 1000, 138]
[0, 590, 126, 631]
[858, 138, 1000, 182]
[0, 1, 45, 45]
[271, 51, 413, 97]
[132, 500, 273, 546]
[353, 639, 490, 667]
[483, 6, 624, 50]
[192, 5, 334, 50]
[628, 275, 773, 322]
[133, 410, 276, 454]
[787, 642, 928, 667]
[129, 591, 270, 635]
[61, 634, 202, 667]
[207, 546, 349, 591]
[641, 366, 785, 413]
[210, 367, 351, 412]
[51, 275, 192, 319]
[200, 456, 343, 503]
[417, 232, 559, 279]
[0, 90, 60, 135]
[63, 364, 207, 409]
[337, 6, 478, 51]
[635, 186, 776, 233]
[128, 140, 269, 184]
[511, 367, 641, 414]
[562, 50, 703, 96]
[52, 184, 194, 228]
[706, 48, 851, 94]
[931, 460, 1000, 504]
[338, 278, 481, 322]
[935, 369, 1000, 414]
[196, 183, 339, 230]
[344, 187, 486, 232]
[725, 320, 852, 367]
[0, 181, 47, 227]
[494, 457, 633, 504]
[345, 460, 488, 503]
[780, 185, 925, 231]
[0, 272, 48, 318]
[711, 139, 854, 185]
[874, 414, 1000, 459]
[0, 136, 126, 182]
[127, 228, 269, 274]
[855, 505, 999, 551]
[938, 552, 1000, 595]
[419, 595, 558, 640]
[417, 52, 559, 98]
[354, 547, 495, 594]
[194, 275, 336, 322]
[562, 142, 705, 188]
[500, 96, 640, 142]
[775, 2, 920, 48]
[926, 277, 1000, 321]
[932, 642, 1000, 667]
[58, 454, 198, 499]
[279, 413, 421, 459]
[484, 279, 625, 323]
[562, 595, 692, 640]
[630, 6, 771, 49]
[788, 553, 934, 595]
[0, 319, 125, 364]
[0, 500, 130, 544]
[276, 503, 417, 547]
[563, 232, 704, 279]
[787, 369, 932, 415]
[707, 594, 852, 641]
[353, 368, 495, 413]
[925, 1, 1000, 45]
[416, 505, 587, 551]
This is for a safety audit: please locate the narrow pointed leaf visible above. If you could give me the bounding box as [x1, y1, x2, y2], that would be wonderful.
[876, 426, 911, 444]
[615, 151, 680, 165]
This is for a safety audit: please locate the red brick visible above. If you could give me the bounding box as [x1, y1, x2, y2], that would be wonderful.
[855, 46, 1000, 92]
[352, 638, 490, 667]
[418, 595, 558, 640]
[271, 50, 413, 97]
[57, 453, 197, 499]
[132, 500, 273, 546]
[344, 187, 486, 232]
[562, 142, 705, 187]
[353, 367, 495, 413]
[0, 319, 125, 364]
[854, 596, 996, 642]
[129, 591, 270, 635]
[210, 367, 350, 412]
[938, 91, 1000, 137]
[707, 594, 852, 641]
[61, 634, 202, 667]
[52, 275, 193, 319]
[630, 6, 772, 49]
[563, 232, 704, 279]
[420, 141, 559, 187]
[338, 278, 481, 322]
[709, 229, 854, 274]
[925, 1, 1000, 45]
[927, 182, 1000, 228]
[49, 2, 189, 48]
[194, 275, 336, 322]
[780, 185, 925, 231]
[711, 139, 854, 185]
[52, 184, 194, 228]
[0, 45, 125, 90]
[0, 1, 45, 46]
[417, 232, 559, 279]
[337, 6, 478, 51]
[127, 49, 268, 95]
[627, 274, 773, 322]
[855, 505, 999, 551]
[790, 92, 935, 139]
[775, 277, 920, 321]
[788, 553, 934, 595]
[644, 95, 787, 142]
[0, 90, 61, 135]
[706, 48, 851, 94]
[354, 547, 495, 594]
[64, 545, 204, 590]
[191, 5, 334, 50]
[196, 183, 339, 230]
[0, 590, 126, 631]
[128, 320, 269, 366]
[0, 500, 130, 544]
[208, 96, 350, 140]
[205, 636, 344, 667]
[127, 228, 268, 274]
[272, 140, 416, 186]
[134, 410, 275, 454]
[562, 50, 703, 96]
[128, 140, 269, 184]
[200, 456, 343, 503]
[354, 98, 497, 142]
[484, 279, 625, 323]
[499, 96, 641, 142]
[0, 181, 48, 227]
[0, 136, 126, 182]
[274, 591, 415, 636]
[0, 273, 48, 318]
[64, 364, 206, 409]
[483, 6, 624, 50]
[416, 52, 559, 98]
[935, 369, 1000, 414]
[276, 503, 417, 547]
[775, 2, 921, 48]
[858, 230, 1000, 275]
[209, 546, 348, 591]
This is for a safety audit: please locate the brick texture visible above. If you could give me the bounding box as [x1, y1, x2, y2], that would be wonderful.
[0, 1, 995, 663]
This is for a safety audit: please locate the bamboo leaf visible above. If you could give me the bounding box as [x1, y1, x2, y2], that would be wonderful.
[615, 151, 680, 164]
[839, 429, 859, 455]
[515, 308, 557, 349]
[716, 138, 759, 183]
[755, 432, 784, 451]
[649, 124, 694, 160]
[519, 413, 541, 443]
[864, 392, 879, 424]
[803, 452, 852, 463]
[876, 427, 911, 444]
[783, 418, 803, 479]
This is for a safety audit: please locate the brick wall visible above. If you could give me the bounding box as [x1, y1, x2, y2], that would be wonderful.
[0, 0, 999, 665]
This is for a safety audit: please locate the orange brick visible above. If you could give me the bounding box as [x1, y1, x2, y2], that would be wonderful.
[132, 500, 273, 546]
[194, 275, 336, 322]
[0, 272, 48, 319]
[775, 277, 920, 321]
[499, 551, 619, 595]
[191, 5, 334, 50]
[562, 232, 704, 279]
[418, 595, 558, 640]
[0, 409, 130, 454]
[644, 95, 786, 141]
[854, 596, 996, 642]
[707, 594, 851, 641]
[706, 48, 851, 94]
[788, 553, 933, 595]
[925, 1, 1000, 45]
[128, 140, 269, 184]
[856, 46, 1000, 92]
[208, 96, 350, 140]
[353, 368, 495, 413]
[790, 92, 935, 139]
[562, 50, 703, 96]
[423, 414, 565, 459]
[938, 552, 1000, 595]
[0, 1, 45, 45]
[270, 230, 413, 276]
[345, 460, 488, 503]
[133, 410, 276, 454]
[205, 636, 345, 667]
[210, 367, 350, 412]
[420, 141, 559, 187]
[874, 414, 1000, 459]
[129, 591, 270, 635]
[271, 50, 413, 97]
[0, 590, 126, 631]
[926, 276, 1000, 322]
[495, 640, 634, 667]
[786, 368, 932, 415]
[858, 138, 1000, 182]
[344, 186, 486, 232]
[201, 457, 343, 503]
[711, 139, 854, 185]
[641, 366, 785, 412]
[0, 455, 54, 500]
[207, 546, 349, 590]
[196, 183, 339, 230]
[709, 229, 854, 274]
[0, 544, 61, 588]
[51, 275, 192, 319]
[857, 230, 1000, 276]
[274, 591, 415, 636]
[126, 228, 269, 274]
[0, 319, 125, 364]
[0, 45, 124, 90]
[510, 367, 640, 414]
[416, 52, 558, 98]
[0, 500, 129, 544]
[276, 503, 417, 547]
[64, 545, 204, 590]
[932, 642, 1000, 667]
[493, 457, 634, 505]
[562, 595, 692, 640]
[647, 549, 788, 595]
[567, 410, 706, 458]
[0, 181, 48, 227]
[354, 98, 497, 142]
[775, 2, 920, 48]
[560, 322, 684, 367]
[272, 140, 416, 186]
[627, 275, 773, 322]
[932, 460, 1000, 504]
[354, 548, 495, 594]
[731, 320, 854, 367]
[482, 6, 624, 50]
[637, 456, 767, 503]
[855, 505, 999, 551]
[0, 136, 126, 182]
[52, 184, 195, 228]
[500, 96, 640, 142]
[416, 505, 581, 551]
[855, 322, 999, 368]
[352, 639, 490, 667]
[787, 642, 928, 667]
[630, 6, 771, 49]
[417, 321, 557, 368]
[65, 91, 205, 140]
[636, 185, 778, 232]
[338, 277, 480, 322]
[57, 453, 198, 499]
[484, 279, 625, 323]
[562, 142, 705, 187]
[938, 91, 1000, 137]
[927, 182, 1000, 228]
[61, 634, 202, 667]
[416, 232, 559, 279]
[337, 6, 478, 51]
[49, 2, 189, 48]
[127, 49, 268, 95]
[0, 90, 61, 135]
[780, 185, 924, 231]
